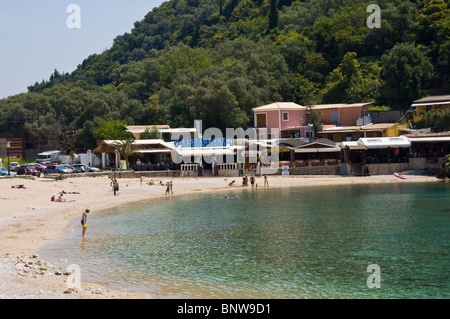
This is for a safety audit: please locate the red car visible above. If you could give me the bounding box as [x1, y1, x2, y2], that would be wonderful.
[16, 164, 43, 176]
[40, 161, 57, 167]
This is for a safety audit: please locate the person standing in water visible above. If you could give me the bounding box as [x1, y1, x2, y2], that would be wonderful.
[264, 175, 269, 187]
[81, 209, 90, 237]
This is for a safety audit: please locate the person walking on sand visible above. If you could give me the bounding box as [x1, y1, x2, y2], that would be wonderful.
[264, 175, 269, 187]
[81, 209, 90, 237]
[113, 179, 119, 196]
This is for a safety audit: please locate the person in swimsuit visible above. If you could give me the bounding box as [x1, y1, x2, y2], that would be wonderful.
[56, 194, 75, 202]
[81, 209, 90, 237]
[165, 181, 171, 195]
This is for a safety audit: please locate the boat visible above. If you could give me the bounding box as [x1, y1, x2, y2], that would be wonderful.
[394, 172, 406, 180]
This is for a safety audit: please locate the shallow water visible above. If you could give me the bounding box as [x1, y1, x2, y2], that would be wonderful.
[40, 182, 450, 298]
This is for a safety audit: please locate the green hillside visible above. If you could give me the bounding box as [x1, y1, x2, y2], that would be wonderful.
[1, 0, 449, 151]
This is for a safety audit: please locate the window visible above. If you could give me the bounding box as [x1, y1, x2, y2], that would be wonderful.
[283, 112, 289, 121]
[331, 111, 339, 124]
[256, 113, 267, 128]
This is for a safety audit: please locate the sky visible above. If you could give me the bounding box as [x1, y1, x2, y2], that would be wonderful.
[0, 0, 166, 99]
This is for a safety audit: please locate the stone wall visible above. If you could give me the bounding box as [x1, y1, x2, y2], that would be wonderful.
[271, 166, 341, 176]
[366, 157, 444, 175]
[218, 169, 240, 177]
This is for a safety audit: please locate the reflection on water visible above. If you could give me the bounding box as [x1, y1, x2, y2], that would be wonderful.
[40, 182, 450, 298]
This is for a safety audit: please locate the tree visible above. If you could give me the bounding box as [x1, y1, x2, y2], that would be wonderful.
[417, 0, 449, 45]
[93, 119, 134, 140]
[140, 126, 161, 139]
[414, 109, 450, 131]
[111, 138, 144, 169]
[439, 154, 450, 180]
[307, 105, 322, 140]
[380, 42, 433, 110]
[269, 0, 279, 31]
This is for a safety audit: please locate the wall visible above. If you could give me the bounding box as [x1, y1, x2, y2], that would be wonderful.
[268, 166, 341, 175]
[366, 157, 443, 175]
[320, 107, 362, 126]
[280, 110, 307, 130]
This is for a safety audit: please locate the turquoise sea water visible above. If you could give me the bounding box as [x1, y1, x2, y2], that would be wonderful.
[40, 182, 449, 298]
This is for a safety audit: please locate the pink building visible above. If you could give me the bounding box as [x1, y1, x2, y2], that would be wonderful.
[253, 102, 309, 139]
[310, 102, 373, 127]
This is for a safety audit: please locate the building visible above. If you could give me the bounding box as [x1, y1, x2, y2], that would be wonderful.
[411, 95, 450, 123]
[126, 125, 196, 141]
[253, 102, 309, 139]
[342, 133, 449, 176]
[279, 138, 341, 167]
[310, 102, 373, 127]
[317, 123, 406, 142]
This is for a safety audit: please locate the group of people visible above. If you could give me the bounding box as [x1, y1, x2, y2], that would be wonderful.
[238, 175, 269, 187]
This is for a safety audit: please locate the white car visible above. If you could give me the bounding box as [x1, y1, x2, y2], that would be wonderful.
[9, 162, 20, 171]
[43, 165, 73, 174]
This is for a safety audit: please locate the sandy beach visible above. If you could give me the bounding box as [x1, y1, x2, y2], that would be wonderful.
[0, 173, 440, 299]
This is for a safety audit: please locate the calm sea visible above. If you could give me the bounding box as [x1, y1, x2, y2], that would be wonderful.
[40, 182, 449, 298]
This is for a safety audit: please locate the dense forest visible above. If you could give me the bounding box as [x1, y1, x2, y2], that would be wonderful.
[1, 0, 449, 152]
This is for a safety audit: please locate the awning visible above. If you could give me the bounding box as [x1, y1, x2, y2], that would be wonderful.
[411, 101, 450, 107]
[92, 144, 117, 154]
[346, 145, 367, 151]
[359, 136, 411, 149]
[175, 148, 235, 157]
[139, 149, 173, 154]
[294, 147, 341, 153]
[408, 137, 450, 143]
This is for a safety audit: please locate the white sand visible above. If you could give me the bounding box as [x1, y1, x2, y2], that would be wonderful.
[0, 173, 439, 298]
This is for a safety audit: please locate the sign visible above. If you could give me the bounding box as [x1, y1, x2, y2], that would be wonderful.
[282, 165, 289, 176]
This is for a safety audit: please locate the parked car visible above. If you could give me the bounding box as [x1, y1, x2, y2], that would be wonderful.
[60, 164, 76, 173]
[71, 164, 101, 172]
[17, 164, 42, 176]
[40, 161, 59, 167]
[69, 165, 84, 173]
[0, 167, 17, 176]
[43, 165, 73, 174]
[9, 162, 20, 171]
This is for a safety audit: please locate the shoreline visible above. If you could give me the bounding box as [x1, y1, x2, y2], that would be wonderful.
[0, 174, 441, 298]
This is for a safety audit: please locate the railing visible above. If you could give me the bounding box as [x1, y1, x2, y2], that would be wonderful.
[281, 159, 340, 167]
[181, 164, 198, 172]
[217, 163, 238, 170]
